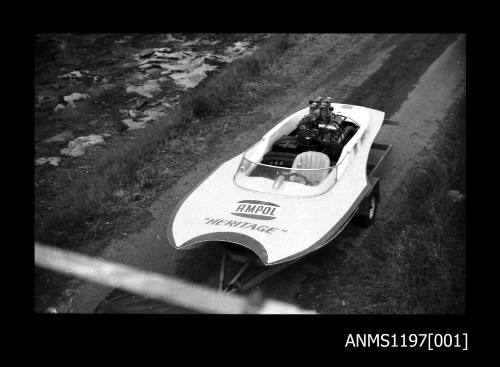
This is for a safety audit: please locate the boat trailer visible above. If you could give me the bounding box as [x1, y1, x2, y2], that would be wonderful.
[218, 249, 301, 293]
[217, 119, 398, 294]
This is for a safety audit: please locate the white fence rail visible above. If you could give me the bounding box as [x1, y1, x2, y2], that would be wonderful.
[35, 243, 316, 314]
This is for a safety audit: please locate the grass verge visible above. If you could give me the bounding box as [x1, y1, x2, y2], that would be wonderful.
[379, 98, 465, 313]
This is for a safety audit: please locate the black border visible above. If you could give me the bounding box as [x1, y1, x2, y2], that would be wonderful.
[27, 22, 481, 355]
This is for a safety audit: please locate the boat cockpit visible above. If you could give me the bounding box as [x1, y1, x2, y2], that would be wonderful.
[234, 97, 361, 196]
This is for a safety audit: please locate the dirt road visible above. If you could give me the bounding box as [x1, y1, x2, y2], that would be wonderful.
[42, 34, 466, 313]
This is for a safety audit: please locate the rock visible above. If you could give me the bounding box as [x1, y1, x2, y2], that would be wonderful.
[161, 101, 174, 109]
[37, 95, 55, 104]
[35, 157, 62, 167]
[138, 63, 154, 70]
[60, 134, 105, 157]
[121, 108, 166, 131]
[139, 49, 155, 58]
[116, 120, 130, 132]
[54, 104, 66, 113]
[155, 47, 171, 53]
[58, 70, 83, 79]
[41, 131, 74, 144]
[447, 190, 465, 203]
[121, 119, 143, 131]
[63, 92, 90, 107]
[133, 99, 148, 110]
[126, 80, 161, 98]
[148, 100, 163, 107]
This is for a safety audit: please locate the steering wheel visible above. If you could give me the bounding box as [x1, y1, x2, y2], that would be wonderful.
[282, 172, 311, 186]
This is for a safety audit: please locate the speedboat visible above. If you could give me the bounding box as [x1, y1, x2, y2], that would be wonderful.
[167, 97, 396, 292]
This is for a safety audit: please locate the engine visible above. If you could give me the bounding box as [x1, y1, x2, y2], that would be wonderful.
[262, 96, 358, 167]
[296, 102, 354, 149]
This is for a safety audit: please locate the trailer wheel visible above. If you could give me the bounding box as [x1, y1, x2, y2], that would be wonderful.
[354, 193, 377, 227]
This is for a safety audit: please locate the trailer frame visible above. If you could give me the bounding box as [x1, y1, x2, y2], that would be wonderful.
[217, 120, 398, 294]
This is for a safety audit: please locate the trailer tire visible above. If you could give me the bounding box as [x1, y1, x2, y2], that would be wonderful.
[354, 193, 377, 227]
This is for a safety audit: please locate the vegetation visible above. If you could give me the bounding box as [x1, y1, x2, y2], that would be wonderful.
[386, 98, 465, 313]
[297, 96, 466, 313]
[35, 34, 301, 248]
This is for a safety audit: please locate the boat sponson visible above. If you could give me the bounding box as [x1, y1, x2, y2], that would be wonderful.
[180, 232, 268, 264]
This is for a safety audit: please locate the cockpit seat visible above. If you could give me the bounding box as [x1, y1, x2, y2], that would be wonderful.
[291, 151, 331, 185]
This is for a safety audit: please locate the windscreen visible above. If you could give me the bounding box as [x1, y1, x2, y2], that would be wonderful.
[234, 156, 338, 197]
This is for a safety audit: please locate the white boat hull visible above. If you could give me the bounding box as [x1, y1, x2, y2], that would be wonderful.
[167, 104, 385, 265]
